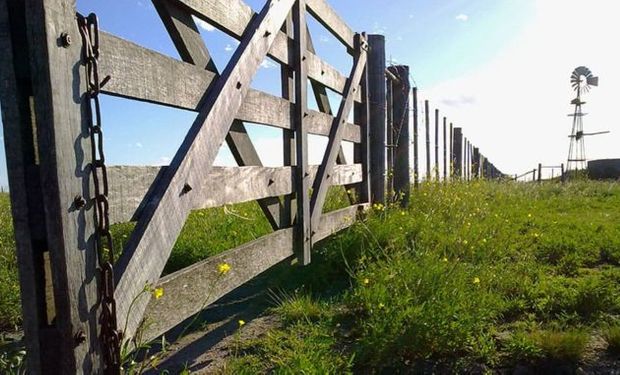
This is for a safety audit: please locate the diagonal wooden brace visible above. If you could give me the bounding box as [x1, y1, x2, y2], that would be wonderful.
[153, 0, 283, 230]
[310, 34, 368, 229]
[114, 0, 295, 341]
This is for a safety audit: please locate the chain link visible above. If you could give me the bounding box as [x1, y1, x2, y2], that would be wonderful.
[77, 12, 121, 375]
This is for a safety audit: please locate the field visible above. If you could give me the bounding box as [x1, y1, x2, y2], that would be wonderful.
[2, 181, 620, 373]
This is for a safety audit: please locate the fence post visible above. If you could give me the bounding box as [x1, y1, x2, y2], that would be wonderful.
[449, 123, 454, 179]
[464, 138, 469, 181]
[443, 117, 447, 181]
[538, 163, 542, 183]
[387, 65, 411, 206]
[412, 86, 419, 189]
[0, 0, 107, 371]
[425, 100, 431, 181]
[367, 34, 386, 204]
[434, 109, 439, 181]
[453, 127, 463, 179]
[561, 163, 565, 183]
[386, 77, 394, 194]
[472, 147, 480, 179]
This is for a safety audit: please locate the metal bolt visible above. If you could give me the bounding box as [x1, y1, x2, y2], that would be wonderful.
[73, 195, 86, 209]
[182, 183, 193, 194]
[60, 32, 72, 48]
[74, 330, 86, 345]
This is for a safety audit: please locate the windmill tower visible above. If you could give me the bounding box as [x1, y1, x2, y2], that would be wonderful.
[566, 66, 606, 171]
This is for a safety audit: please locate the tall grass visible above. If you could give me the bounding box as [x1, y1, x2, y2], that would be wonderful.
[223, 180, 620, 372]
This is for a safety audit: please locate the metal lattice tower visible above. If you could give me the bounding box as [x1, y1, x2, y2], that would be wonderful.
[566, 66, 599, 171]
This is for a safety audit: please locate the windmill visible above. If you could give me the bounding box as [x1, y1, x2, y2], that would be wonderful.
[566, 66, 608, 171]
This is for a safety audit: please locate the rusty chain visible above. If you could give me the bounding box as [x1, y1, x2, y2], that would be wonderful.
[77, 12, 121, 374]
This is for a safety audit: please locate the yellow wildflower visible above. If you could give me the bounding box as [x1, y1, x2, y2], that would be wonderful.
[378, 303, 385, 309]
[442, 257, 448, 262]
[528, 213, 532, 218]
[473, 277, 480, 285]
[463, 239, 468, 245]
[400, 211, 406, 216]
[363, 278, 370, 285]
[152, 287, 164, 300]
[218, 262, 231, 275]
[238, 319, 245, 327]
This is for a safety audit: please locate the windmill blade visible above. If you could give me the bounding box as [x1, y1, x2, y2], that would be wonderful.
[582, 130, 610, 136]
[587, 76, 599, 86]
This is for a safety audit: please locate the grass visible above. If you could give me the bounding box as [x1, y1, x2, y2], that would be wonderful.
[3, 180, 620, 372]
[0, 194, 20, 331]
[220, 180, 620, 372]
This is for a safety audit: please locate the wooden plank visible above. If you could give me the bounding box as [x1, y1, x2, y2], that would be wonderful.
[99, 32, 216, 110]
[310, 34, 367, 228]
[115, 0, 296, 341]
[453, 127, 463, 178]
[435, 109, 439, 181]
[368, 35, 386, 204]
[0, 1, 48, 372]
[22, 0, 104, 372]
[141, 227, 295, 342]
[171, 0, 360, 100]
[152, 0, 282, 230]
[140, 203, 366, 342]
[305, 0, 355, 51]
[353, 40, 370, 205]
[281, 14, 295, 229]
[293, 0, 311, 265]
[108, 165, 363, 224]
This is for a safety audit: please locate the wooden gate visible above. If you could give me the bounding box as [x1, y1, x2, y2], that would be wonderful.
[0, 0, 387, 373]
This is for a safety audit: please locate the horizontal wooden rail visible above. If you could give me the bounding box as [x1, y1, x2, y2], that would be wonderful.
[107, 164, 363, 224]
[98, 33, 360, 141]
[169, 0, 360, 99]
[139, 203, 367, 342]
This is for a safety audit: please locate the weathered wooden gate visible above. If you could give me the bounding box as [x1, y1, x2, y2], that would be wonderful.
[0, 0, 387, 373]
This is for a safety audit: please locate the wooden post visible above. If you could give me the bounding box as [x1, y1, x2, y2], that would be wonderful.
[293, 0, 311, 264]
[386, 78, 394, 194]
[464, 138, 468, 181]
[538, 163, 542, 183]
[412, 86, 419, 189]
[449, 123, 454, 179]
[0, 0, 107, 371]
[472, 147, 480, 179]
[424, 100, 431, 181]
[443, 117, 447, 181]
[354, 36, 371, 206]
[561, 163, 565, 183]
[388, 65, 410, 205]
[434, 109, 439, 181]
[367, 34, 386, 204]
[532, 169, 536, 182]
[453, 127, 463, 179]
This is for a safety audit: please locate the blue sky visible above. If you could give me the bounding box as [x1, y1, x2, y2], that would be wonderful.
[9, 0, 616, 188]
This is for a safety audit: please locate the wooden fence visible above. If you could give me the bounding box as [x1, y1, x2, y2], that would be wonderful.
[0, 0, 506, 373]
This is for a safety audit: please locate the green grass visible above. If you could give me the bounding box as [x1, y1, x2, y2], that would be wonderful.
[3, 180, 620, 372]
[222, 180, 620, 372]
[0, 194, 20, 331]
[602, 325, 620, 354]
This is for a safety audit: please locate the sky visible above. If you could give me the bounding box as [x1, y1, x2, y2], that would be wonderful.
[1, 0, 619, 188]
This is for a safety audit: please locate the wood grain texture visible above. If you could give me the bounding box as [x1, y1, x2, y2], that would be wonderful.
[0, 1, 46, 372]
[23, 0, 102, 372]
[367, 35, 386, 204]
[107, 165, 364, 224]
[139, 203, 367, 342]
[293, 0, 311, 265]
[310, 35, 367, 229]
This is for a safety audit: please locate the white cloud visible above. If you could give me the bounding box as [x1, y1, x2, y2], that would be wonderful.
[156, 156, 171, 166]
[195, 18, 215, 32]
[224, 44, 234, 52]
[455, 14, 468, 22]
[420, 0, 620, 177]
[260, 59, 278, 69]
